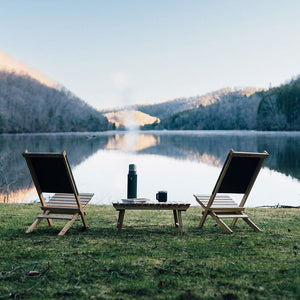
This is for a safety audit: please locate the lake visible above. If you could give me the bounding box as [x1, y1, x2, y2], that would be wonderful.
[0, 130, 299, 207]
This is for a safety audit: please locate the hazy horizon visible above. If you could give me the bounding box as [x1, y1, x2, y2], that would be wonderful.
[1, 1, 300, 110]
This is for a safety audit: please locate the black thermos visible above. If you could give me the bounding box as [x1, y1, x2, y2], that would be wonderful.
[127, 164, 137, 199]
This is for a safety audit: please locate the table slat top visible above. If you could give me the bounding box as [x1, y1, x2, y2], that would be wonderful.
[113, 202, 190, 210]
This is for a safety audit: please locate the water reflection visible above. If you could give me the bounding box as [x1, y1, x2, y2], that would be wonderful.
[139, 131, 300, 180]
[0, 133, 109, 202]
[105, 133, 159, 152]
[0, 131, 299, 205]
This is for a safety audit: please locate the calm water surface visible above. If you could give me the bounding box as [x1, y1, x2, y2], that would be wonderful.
[1, 130, 299, 207]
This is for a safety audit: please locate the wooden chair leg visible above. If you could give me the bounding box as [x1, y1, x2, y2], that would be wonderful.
[80, 211, 89, 228]
[26, 210, 52, 233]
[58, 213, 79, 236]
[46, 218, 54, 226]
[211, 213, 233, 234]
[173, 210, 179, 227]
[199, 210, 209, 228]
[231, 218, 238, 227]
[40, 210, 53, 226]
[117, 210, 125, 231]
[177, 210, 184, 233]
[26, 218, 42, 233]
[43, 210, 54, 226]
[243, 218, 261, 232]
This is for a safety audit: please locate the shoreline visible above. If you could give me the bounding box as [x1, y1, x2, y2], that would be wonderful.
[1, 200, 299, 209]
[0, 129, 300, 137]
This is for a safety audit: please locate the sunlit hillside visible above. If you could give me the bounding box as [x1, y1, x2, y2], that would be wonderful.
[0, 49, 59, 89]
[0, 71, 108, 133]
[104, 110, 159, 129]
[0, 50, 108, 133]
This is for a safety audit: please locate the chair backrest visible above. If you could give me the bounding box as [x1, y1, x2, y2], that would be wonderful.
[211, 150, 269, 201]
[22, 151, 79, 195]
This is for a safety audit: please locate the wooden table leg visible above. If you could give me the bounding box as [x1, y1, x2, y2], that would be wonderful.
[117, 210, 125, 231]
[173, 210, 179, 227]
[177, 210, 184, 233]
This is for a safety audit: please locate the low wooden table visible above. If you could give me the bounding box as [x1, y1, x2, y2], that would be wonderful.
[112, 202, 190, 232]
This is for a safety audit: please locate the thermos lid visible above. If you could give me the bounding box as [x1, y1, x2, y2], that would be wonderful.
[129, 164, 136, 172]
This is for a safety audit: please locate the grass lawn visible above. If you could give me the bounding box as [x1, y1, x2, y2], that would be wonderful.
[0, 204, 299, 299]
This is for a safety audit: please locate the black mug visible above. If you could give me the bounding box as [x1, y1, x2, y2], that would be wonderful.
[156, 191, 167, 202]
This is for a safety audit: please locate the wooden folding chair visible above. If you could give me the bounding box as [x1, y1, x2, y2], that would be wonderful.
[194, 149, 269, 233]
[23, 150, 94, 236]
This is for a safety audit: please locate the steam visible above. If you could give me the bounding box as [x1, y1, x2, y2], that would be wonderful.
[111, 71, 139, 151]
[112, 72, 130, 90]
[111, 71, 139, 130]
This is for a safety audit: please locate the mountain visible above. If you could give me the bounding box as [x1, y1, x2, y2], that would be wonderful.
[136, 87, 259, 120]
[142, 78, 300, 131]
[106, 77, 300, 131]
[0, 49, 58, 89]
[147, 89, 263, 130]
[104, 87, 262, 130]
[1, 50, 299, 132]
[0, 71, 108, 133]
[0, 50, 108, 133]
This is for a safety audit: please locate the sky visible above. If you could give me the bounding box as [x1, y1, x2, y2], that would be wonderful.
[0, 0, 300, 110]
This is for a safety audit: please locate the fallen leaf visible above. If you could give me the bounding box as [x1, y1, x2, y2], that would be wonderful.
[28, 271, 40, 276]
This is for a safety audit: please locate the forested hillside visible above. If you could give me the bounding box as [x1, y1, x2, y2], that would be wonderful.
[142, 89, 263, 130]
[136, 88, 258, 120]
[104, 88, 260, 129]
[0, 71, 108, 133]
[257, 78, 300, 130]
[1, 58, 298, 133]
[142, 78, 300, 131]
